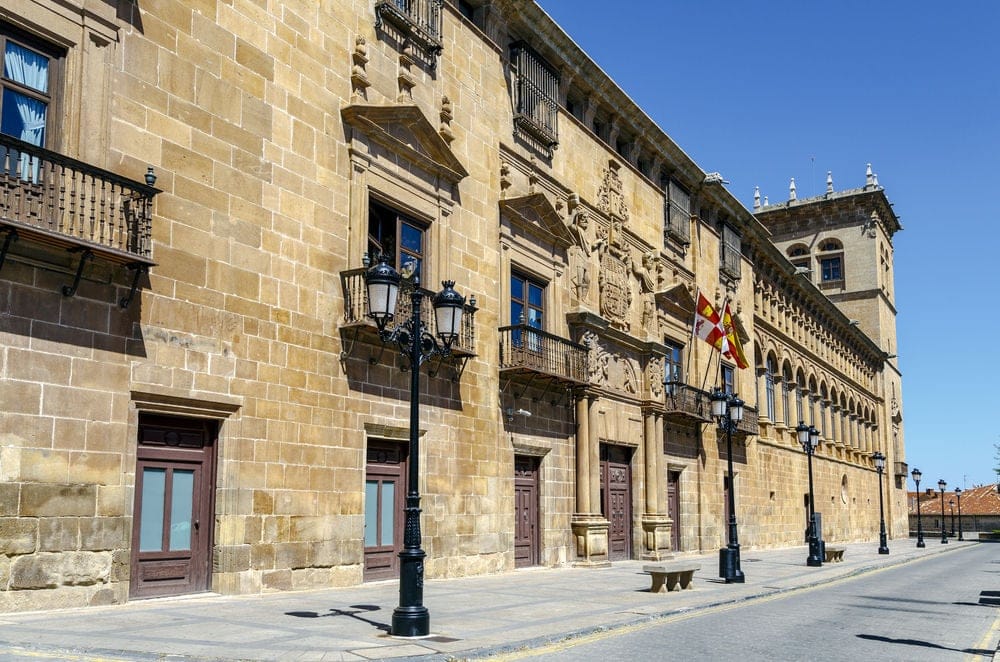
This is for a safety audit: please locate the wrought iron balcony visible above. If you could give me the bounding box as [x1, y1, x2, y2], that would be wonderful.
[0, 133, 158, 306]
[0, 134, 156, 262]
[663, 385, 711, 423]
[375, 0, 443, 58]
[498, 324, 588, 386]
[340, 267, 477, 356]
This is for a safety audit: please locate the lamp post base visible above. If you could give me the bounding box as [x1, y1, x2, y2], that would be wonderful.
[878, 547, 890, 554]
[916, 540, 925, 548]
[806, 535, 823, 567]
[391, 606, 430, 638]
[719, 546, 745, 583]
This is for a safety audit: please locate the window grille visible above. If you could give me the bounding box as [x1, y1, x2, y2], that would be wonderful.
[510, 42, 559, 152]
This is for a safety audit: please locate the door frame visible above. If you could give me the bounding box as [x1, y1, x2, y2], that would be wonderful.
[130, 415, 217, 599]
[364, 440, 408, 581]
[600, 444, 633, 560]
[514, 455, 540, 568]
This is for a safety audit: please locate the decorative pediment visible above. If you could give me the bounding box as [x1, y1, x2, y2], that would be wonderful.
[341, 104, 468, 184]
[499, 193, 574, 249]
[655, 281, 696, 314]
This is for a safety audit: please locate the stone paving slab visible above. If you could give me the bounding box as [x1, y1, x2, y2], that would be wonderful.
[0, 540, 979, 661]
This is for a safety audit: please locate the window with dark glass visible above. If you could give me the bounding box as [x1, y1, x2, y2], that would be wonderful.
[721, 365, 735, 396]
[511, 272, 544, 349]
[368, 199, 427, 280]
[664, 341, 683, 385]
[817, 238, 843, 283]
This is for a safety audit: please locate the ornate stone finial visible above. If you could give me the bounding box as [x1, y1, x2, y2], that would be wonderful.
[763, 195, 769, 205]
[826, 171, 834, 194]
[789, 177, 797, 201]
[865, 163, 874, 187]
[351, 35, 371, 99]
[753, 186, 761, 210]
[439, 96, 454, 145]
[872, 173, 879, 187]
[397, 41, 416, 101]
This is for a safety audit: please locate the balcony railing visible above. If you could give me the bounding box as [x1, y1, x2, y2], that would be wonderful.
[498, 324, 588, 385]
[375, 0, 443, 58]
[340, 267, 477, 355]
[510, 42, 559, 153]
[0, 134, 156, 264]
[664, 385, 711, 422]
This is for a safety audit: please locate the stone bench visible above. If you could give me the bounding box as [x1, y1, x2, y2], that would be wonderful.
[824, 546, 845, 563]
[642, 562, 701, 593]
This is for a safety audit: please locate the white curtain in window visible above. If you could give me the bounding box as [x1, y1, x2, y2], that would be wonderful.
[4, 42, 48, 146]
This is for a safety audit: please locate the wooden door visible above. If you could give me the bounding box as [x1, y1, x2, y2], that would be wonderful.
[601, 444, 632, 560]
[514, 456, 540, 568]
[364, 442, 406, 581]
[668, 470, 680, 551]
[131, 416, 216, 599]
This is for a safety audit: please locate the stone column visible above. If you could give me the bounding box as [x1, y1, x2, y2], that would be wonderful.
[571, 394, 609, 566]
[641, 408, 671, 559]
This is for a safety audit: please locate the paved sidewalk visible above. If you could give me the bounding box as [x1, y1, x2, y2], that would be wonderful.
[0, 539, 981, 661]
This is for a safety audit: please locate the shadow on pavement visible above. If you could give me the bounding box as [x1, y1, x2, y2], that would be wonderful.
[857, 633, 994, 657]
[285, 604, 390, 633]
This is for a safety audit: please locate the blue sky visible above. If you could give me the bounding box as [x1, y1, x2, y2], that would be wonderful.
[536, 1, 1000, 489]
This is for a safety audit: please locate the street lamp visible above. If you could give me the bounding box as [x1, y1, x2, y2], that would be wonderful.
[797, 421, 823, 567]
[949, 498, 955, 537]
[938, 479, 948, 544]
[955, 487, 964, 540]
[365, 252, 466, 638]
[872, 451, 889, 554]
[912, 468, 925, 548]
[711, 388, 745, 584]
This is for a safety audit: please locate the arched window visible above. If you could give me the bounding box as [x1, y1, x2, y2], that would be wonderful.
[765, 356, 776, 421]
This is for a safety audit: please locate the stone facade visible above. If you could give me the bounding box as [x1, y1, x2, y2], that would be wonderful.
[0, 0, 906, 611]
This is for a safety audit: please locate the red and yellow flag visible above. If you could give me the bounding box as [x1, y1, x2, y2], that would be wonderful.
[722, 301, 749, 369]
[694, 292, 727, 353]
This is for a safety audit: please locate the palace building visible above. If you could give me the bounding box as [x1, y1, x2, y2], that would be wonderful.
[0, 0, 906, 611]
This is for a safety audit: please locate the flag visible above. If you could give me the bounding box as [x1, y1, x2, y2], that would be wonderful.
[694, 292, 727, 354]
[722, 301, 750, 369]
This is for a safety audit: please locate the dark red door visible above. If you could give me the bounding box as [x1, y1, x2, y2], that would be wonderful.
[601, 445, 632, 560]
[668, 470, 681, 551]
[131, 416, 216, 599]
[514, 456, 540, 568]
[364, 442, 406, 581]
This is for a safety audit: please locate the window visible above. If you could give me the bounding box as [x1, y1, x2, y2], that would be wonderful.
[511, 272, 544, 350]
[764, 357, 776, 421]
[664, 179, 691, 245]
[368, 199, 427, 281]
[664, 341, 683, 385]
[721, 365, 735, 396]
[817, 238, 843, 283]
[820, 256, 842, 282]
[782, 370, 792, 426]
[1, 25, 60, 180]
[796, 383, 804, 424]
[510, 42, 558, 151]
[720, 223, 741, 278]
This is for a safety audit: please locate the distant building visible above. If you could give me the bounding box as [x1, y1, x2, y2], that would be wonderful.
[908, 485, 1000, 535]
[0, 0, 907, 611]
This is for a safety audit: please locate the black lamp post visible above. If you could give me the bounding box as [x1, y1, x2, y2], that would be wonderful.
[365, 252, 466, 638]
[711, 388, 745, 584]
[912, 468, 925, 548]
[938, 479, 948, 544]
[949, 498, 955, 537]
[797, 421, 823, 567]
[955, 487, 963, 540]
[873, 451, 889, 554]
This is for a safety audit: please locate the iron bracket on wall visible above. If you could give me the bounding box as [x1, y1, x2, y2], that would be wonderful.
[0, 228, 18, 271]
[62, 249, 94, 297]
[119, 262, 149, 309]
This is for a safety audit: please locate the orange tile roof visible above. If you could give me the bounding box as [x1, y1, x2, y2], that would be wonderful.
[907, 484, 1000, 516]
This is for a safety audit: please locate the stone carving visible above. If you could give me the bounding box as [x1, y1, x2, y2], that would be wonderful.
[583, 330, 639, 394]
[648, 356, 664, 399]
[596, 216, 631, 329]
[439, 96, 454, 145]
[597, 160, 629, 222]
[351, 36, 370, 100]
